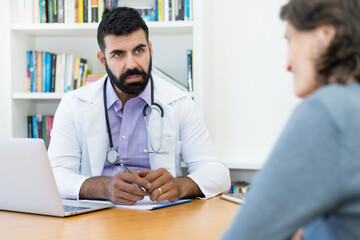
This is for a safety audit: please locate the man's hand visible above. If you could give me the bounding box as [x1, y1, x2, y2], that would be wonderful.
[79, 170, 151, 205]
[138, 168, 204, 202]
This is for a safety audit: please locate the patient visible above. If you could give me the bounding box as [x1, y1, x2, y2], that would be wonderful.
[221, 0, 360, 239]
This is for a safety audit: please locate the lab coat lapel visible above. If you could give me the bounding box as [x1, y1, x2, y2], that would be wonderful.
[148, 81, 177, 176]
[80, 78, 108, 176]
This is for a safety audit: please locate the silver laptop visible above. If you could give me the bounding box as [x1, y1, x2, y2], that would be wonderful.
[0, 138, 115, 217]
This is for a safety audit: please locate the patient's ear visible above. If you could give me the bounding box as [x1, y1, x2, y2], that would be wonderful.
[317, 24, 336, 48]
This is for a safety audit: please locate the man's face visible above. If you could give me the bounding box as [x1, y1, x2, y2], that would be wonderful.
[99, 29, 153, 96]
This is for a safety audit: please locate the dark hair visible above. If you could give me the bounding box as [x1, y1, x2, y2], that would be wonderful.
[97, 7, 149, 52]
[280, 0, 360, 85]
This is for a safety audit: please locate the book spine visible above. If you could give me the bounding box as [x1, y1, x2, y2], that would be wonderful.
[53, 0, 58, 22]
[98, 0, 104, 22]
[32, 115, 38, 138]
[37, 115, 43, 139]
[46, 53, 52, 92]
[57, 0, 64, 23]
[37, 51, 42, 92]
[105, 0, 111, 9]
[91, 0, 98, 22]
[47, 0, 55, 23]
[78, 0, 84, 23]
[50, 54, 56, 92]
[186, 49, 193, 91]
[33, 50, 37, 92]
[26, 50, 31, 93]
[41, 0, 47, 23]
[155, 0, 158, 21]
[83, 0, 88, 22]
[158, 0, 162, 21]
[27, 115, 33, 138]
[42, 51, 47, 92]
[184, 0, 189, 21]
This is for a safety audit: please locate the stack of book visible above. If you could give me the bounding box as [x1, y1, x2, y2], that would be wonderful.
[18, 0, 193, 24]
[228, 181, 250, 194]
[18, 0, 118, 24]
[27, 115, 54, 149]
[153, 0, 193, 21]
[26, 50, 88, 93]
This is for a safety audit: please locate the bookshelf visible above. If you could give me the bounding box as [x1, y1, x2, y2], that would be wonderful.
[5, 0, 204, 139]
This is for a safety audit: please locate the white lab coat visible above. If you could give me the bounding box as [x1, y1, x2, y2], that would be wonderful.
[48, 74, 230, 199]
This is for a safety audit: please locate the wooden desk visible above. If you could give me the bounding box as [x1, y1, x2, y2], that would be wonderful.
[0, 196, 240, 240]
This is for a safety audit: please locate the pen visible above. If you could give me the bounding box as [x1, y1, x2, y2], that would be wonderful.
[120, 163, 147, 192]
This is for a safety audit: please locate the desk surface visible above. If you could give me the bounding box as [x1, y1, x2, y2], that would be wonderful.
[0, 196, 240, 240]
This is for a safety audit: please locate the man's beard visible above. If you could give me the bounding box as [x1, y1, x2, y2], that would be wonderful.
[105, 58, 152, 95]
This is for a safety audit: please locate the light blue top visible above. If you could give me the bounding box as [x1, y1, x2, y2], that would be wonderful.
[221, 82, 360, 240]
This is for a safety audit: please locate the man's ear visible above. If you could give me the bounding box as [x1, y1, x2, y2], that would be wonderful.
[148, 40, 153, 59]
[97, 51, 106, 71]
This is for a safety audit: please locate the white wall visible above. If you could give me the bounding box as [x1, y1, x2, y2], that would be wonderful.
[202, 0, 300, 166]
[0, 0, 12, 137]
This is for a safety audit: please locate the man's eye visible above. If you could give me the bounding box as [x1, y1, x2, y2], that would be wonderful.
[114, 53, 123, 58]
[135, 49, 144, 54]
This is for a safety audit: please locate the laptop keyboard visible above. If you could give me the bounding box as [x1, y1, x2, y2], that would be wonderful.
[63, 205, 90, 212]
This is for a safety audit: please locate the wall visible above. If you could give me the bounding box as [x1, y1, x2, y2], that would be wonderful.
[202, 0, 300, 167]
[0, 0, 12, 137]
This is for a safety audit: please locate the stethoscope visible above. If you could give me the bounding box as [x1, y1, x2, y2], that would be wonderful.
[104, 75, 166, 164]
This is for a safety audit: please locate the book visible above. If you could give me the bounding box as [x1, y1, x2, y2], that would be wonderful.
[230, 181, 249, 194]
[91, 0, 98, 22]
[98, 0, 104, 22]
[26, 50, 32, 92]
[37, 51, 42, 92]
[83, 0, 88, 22]
[45, 52, 52, 92]
[57, 0, 64, 23]
[220, 193, 246, 205]
[50, 53, 57, 92]
[27, 116, 33, 138]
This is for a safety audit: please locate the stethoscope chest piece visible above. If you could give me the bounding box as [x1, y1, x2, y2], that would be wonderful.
[107, 148, 119, 164]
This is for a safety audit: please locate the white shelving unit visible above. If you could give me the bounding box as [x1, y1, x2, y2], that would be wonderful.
[7, 0, 204, 139]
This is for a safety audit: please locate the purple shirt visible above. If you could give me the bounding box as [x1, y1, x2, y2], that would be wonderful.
[101, 78, 151, 177]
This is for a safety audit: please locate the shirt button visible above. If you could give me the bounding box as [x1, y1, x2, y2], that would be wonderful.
[117, 100, 120, 104]
[122, 135, 126, 139]
[120, 159, 124, 163]
[117, 167, 121, 171]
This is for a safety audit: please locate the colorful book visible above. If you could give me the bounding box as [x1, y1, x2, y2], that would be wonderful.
[32, 115, 38, 138]
[42, 51, 47, 92]
[78, 0, 84, 23]
[26, 50, 32, 92]
[45, 52, 52, 92]
[37, 51, 42, 92]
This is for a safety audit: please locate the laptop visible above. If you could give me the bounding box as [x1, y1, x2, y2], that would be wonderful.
[0, 138, 115, 217]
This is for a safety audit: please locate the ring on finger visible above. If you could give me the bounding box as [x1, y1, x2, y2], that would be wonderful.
[158, 187, 163, 195]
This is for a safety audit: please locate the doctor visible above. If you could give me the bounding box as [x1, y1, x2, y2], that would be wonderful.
[48, 7, 230, 205]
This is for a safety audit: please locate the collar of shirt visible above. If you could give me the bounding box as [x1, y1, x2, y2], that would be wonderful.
[105, 77, 152, 112]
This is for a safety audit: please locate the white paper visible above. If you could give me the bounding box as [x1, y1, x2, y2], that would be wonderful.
[80, 196, 192, 210]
